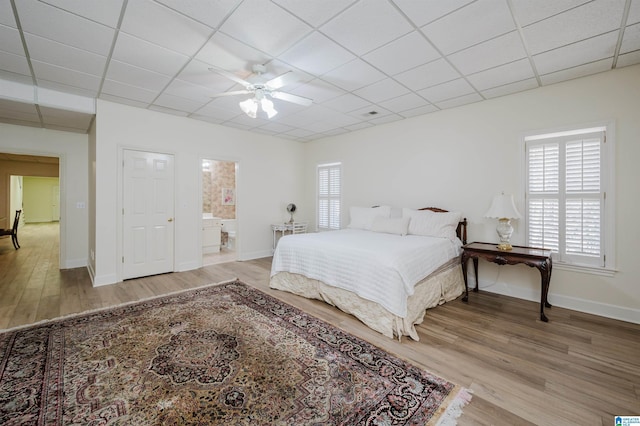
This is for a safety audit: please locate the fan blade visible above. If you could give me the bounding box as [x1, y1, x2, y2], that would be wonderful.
[271, 91, 313, 106]
[208, 66, 252, 88]
[264, 71, 297, 90]
[211, 90, 252, 99]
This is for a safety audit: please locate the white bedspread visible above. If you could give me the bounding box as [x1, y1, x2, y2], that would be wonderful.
[270, 229, 462, 318]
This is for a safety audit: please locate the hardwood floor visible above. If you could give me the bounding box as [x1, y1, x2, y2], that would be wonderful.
[1, 223, 638, 425]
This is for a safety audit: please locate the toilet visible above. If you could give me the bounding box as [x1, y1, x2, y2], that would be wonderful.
[221, 219, 236, 250]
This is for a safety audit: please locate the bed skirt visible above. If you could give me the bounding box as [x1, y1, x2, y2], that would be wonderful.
[269, 258, 465, 341]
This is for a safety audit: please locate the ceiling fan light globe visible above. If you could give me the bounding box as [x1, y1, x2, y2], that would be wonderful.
[261, 98, 278, 119]
[239, 98, 258, 118]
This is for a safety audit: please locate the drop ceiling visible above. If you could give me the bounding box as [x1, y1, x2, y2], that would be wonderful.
[0, 0, 638, 140]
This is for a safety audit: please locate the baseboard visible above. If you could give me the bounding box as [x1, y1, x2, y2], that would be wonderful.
[62, 258, 87, 269]
[92, 273, 118, 287]
[239, 249, 272, 261]
[177, 260, 200, 272]
[478, 280, 640, 325]
[86, 263, 95, 284]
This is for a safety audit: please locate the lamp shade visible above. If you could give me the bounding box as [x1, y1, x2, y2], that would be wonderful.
[484, 193, 521, 219]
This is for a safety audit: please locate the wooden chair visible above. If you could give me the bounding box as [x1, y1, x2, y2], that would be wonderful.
[0, 210, 21, 249]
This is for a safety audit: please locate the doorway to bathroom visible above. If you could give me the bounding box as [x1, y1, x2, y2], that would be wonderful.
[202, 158, 237, 266]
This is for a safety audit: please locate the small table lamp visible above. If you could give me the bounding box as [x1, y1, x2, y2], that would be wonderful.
[484, 193, 521, 251]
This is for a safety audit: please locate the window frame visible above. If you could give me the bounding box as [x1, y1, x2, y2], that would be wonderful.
[316, 162, 342, 232]
[520, 121, 616, 276]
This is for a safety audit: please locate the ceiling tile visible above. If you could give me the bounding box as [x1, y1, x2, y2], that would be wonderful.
[155, 0, 243, 29]
[0, 99, 39, 122]
[320, 0, 413, 56]
[434, 92, 483, 110]
[0, 1, 16, 27]
[0, 25, 25, 55]
[321, 93, 371, 113]
[368, 113, 403, 125]
[105, 59, 171, 92]
[120, 0, 212, 56]
[273, 0, 354, 27]
[321, 59, 385, 91]
[148, 104, 189, 117]
[163, 79, 213, 104]
[279, 32, 355, 75]
[616, 50, 640, 68]
[523, 0, 626, 55]
[195, 32, 270, 72]
[190, 114, 224, 125]
[111, 32, 189, 76]
[101, 79, 157, 103]
[629, 0, 640, 25]
[41, 0, 124, 27]
[32, 60, 102, 92]
[257, 121, 295, 133]
[175, 60, 236, 93]
[353, 78, 410, 103]
[466, 58, 535, 91]
[377, 92, 430, 113]
[417, 78, 475, 103]
[533, 31, 618, 75]
[481, 78, 538, 99]
[286, 78, 345, 103]
[99, 93, 150, 109]
[349, 105, 392, 120]
[40, 105, 93, 130]
[153, 92, 207, 113]
[392, 0, 475, 27]
[540, 58, 613, 85]
[363, 31, 441, 76]
[421, 0, 515, 55]
[219, 0, 311, 56]
[0, 51, 30, 76]
[25, 33, 106, 76]
[395, 58, 459, 90]
[16, 0, 115, 56]
[399, 104, 439, 118]
[510, 0, 591, 27]
[447, 31, 526, 75]
[620, 23, 640, 54]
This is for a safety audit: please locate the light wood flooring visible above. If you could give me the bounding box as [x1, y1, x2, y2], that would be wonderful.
[1, 223, 638, 425]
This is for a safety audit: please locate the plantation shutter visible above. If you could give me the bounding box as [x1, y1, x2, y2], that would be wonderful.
[526, 131, 604, 267]
[318, 163, 341, 230]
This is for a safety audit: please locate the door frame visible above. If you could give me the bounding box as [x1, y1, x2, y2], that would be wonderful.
[117, 146, 177, 282]
[198, 155, 240, 266]
[0, 148, 66, 267]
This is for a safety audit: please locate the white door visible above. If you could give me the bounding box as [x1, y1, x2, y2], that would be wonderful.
[123, 150, 175, 279]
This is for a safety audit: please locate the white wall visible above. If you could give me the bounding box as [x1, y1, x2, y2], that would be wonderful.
[92, 100, 304, 285]
[0, 123, 89, 268]
[303, 64, 640, 324]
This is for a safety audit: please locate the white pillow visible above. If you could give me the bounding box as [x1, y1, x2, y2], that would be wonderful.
[348, 206, 391, 230]
[371, 216, 410, 236]
[402, 208, 462, 240]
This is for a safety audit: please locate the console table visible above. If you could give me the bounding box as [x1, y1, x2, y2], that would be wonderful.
[461, 242, 553, 322]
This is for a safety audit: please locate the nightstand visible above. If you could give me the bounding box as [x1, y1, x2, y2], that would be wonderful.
[461, 242, 553, 322]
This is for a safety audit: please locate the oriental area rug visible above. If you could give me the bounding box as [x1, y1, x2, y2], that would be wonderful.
[0, 280, 471, 425]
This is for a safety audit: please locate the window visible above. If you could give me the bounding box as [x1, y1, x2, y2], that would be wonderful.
[524, 125, 613, 271]
[317, 162, 341, 231]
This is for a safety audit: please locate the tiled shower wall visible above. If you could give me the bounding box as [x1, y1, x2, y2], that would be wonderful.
[203, 160, 236, 219]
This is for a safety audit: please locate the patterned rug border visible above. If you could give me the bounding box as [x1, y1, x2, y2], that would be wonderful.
[0, 277, 239, 334]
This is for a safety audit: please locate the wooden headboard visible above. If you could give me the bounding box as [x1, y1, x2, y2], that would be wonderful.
[419, 207, 468, 245]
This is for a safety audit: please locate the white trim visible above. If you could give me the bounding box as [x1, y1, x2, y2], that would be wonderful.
[478, 279, 639, 324]
[519, 119, 616, 275]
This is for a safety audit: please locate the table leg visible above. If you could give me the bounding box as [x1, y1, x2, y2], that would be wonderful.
[461, 253, 470, 302]
[472, 257, 479, 292]
[538, 258, 552, 322]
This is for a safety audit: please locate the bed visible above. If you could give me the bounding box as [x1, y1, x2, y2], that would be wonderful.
[270, 206, 468, 341]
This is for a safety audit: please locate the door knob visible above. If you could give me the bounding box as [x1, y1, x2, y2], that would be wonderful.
[168, 218, 173, 222]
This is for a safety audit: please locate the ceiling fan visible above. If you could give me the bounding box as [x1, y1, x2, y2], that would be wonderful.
[209, 64, 313, 119]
